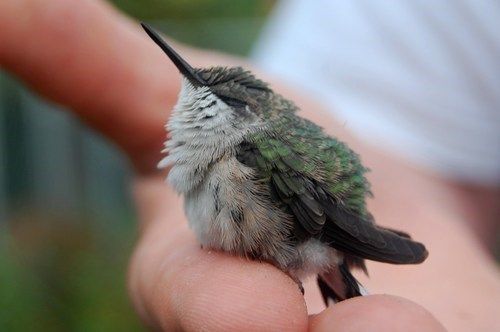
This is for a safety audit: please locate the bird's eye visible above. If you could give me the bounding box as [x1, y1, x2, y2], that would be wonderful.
[219, 95, 247, 108]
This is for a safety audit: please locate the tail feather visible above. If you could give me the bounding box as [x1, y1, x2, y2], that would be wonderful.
[318, 263, 366, 305]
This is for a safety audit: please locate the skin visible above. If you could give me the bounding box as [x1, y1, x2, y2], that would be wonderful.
[0, 0, 498, 331]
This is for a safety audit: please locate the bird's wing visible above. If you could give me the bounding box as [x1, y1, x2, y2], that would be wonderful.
[237, 118, 428, 264]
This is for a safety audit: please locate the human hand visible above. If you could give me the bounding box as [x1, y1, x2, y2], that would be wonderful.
[127, 174, 444, 331]
[3, 0, 495, 331]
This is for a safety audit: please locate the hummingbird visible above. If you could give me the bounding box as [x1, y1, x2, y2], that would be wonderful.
[141, 23, 428, 303]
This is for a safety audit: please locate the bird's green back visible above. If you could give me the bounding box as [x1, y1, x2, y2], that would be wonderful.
[245, 98, 372, 220]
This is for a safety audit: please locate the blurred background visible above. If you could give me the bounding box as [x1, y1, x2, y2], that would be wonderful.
[0, 1, 275, 331]
[2, 0, 499, 331]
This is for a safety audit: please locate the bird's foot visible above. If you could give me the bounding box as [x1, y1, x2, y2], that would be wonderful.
[298, 281, 304, 295]
[286, 272, 305, 295]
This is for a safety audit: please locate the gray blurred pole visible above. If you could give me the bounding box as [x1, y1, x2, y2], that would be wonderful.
[20, 88, 131, 224]
[80, 128, 131, 224]
[20, 91, 83, 217]
[0, 87, 6, 224]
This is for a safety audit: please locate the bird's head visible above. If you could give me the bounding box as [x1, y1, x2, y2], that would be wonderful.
[142, 23, 277, 132]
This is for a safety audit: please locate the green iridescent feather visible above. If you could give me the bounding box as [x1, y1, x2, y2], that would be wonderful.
[246, 100, 372, 221]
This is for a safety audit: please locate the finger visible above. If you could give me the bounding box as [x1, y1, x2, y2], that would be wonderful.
[0, 0, 175, 173]
[128, 178, 308, 331]
[309, 295, 446, 332]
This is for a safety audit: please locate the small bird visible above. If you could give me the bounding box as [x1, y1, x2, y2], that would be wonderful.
[142, 23, 428, 303]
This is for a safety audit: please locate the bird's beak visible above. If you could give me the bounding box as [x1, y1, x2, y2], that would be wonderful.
[141, 23, 207, 87]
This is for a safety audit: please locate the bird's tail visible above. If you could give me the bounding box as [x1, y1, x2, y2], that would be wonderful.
[317, 263, 368, 305]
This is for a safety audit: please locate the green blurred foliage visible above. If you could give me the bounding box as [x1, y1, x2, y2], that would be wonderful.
[0, 212, 142, 332]
[1, 0, 274, 331]
[111, 0, 274, 20]
[112, 0, 276, 55]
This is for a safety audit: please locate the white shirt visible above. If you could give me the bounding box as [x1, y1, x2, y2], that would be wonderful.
[253, 0, 500, 186]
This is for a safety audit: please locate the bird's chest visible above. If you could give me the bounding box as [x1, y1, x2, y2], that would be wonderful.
[182, 158, 297, 268]
[183, 162, 250, 253]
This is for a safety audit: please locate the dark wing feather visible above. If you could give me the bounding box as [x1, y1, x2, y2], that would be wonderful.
[274, 172, 325, 234]
[323, 205, 427, 264]
[237, 125, 428, 265]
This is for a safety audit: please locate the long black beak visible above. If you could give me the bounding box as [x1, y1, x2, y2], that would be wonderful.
[141, 23, 207, 87]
